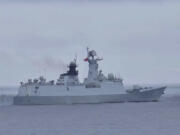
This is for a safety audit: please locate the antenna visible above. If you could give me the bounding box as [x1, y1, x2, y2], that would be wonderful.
[74, 53, 77, 64]
[87, 47, 89, 54]
[43, 67, 47, 77]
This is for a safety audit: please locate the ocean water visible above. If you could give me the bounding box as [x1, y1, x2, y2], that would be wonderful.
[0, 86, 179, 135]
[0, 86, 180, 135]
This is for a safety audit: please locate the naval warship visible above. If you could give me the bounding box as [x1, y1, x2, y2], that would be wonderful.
[14, 48, 166, 105]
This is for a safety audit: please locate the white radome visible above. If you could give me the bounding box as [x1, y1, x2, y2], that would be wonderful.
[14, 48, 166, 105]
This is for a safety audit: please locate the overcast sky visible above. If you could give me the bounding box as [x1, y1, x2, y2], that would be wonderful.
[0, 1, 180, 86]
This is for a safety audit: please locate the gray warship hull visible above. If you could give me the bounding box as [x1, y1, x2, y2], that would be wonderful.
[15, 48, 166, 105]
[13, 87, 165, 105]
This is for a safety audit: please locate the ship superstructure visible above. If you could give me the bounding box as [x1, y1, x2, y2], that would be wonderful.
[14, 48, 166, 105]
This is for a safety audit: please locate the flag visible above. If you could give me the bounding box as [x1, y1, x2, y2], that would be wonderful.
[84, 57, 88, 61]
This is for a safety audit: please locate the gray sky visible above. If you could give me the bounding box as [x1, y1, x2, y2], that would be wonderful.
[0, 1, 180, 86]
